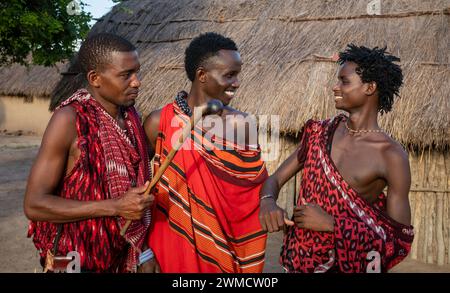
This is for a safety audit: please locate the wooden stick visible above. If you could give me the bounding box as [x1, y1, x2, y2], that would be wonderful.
[120, 100, 223, 236]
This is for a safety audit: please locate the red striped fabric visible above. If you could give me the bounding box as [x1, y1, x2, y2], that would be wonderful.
[148, 101, 267, 272]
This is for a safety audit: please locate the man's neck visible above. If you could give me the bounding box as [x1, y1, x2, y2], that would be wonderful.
[187, 87, 212, 110]
[346, 107, 380, 131]
[186, 86, 230, 117]
[87, 87, 120, 120]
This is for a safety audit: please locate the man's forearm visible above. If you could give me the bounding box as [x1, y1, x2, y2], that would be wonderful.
[260, 176, 281, 201]
[25, 194, 117, 223]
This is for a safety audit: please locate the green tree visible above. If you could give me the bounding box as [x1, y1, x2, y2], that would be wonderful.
[0, 0, 92, 66]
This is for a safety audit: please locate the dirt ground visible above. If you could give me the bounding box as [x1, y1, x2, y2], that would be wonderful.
[1, 133, 449, 273]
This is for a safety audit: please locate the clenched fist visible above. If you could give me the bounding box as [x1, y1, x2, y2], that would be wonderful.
[114, 181, 154, 220]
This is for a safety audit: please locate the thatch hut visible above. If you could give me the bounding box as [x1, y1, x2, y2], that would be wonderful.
[52, 0, 450, 266]
[0, 63, 65, 134]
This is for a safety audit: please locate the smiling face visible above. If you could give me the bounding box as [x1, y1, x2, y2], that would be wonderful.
[199, 49, 242, 106]
[332, 61, 372, 112]
[90, 50, 141, 108]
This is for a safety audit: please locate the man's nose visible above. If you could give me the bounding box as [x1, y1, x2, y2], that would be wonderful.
[130, 73, 141, 88]
[232, 78, 240, 88]
[332, 83, 340, 92]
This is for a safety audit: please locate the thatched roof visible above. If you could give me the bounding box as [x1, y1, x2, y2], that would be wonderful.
[10, 0, 450, 148]
[0, 62, 67, 98]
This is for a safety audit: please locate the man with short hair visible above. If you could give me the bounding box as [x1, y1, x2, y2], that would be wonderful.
[144, 32, 268, 273]
[24, 33, 156, 272]
[259, 44, 414, 273]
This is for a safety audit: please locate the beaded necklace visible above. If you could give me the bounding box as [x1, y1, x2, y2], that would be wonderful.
[175, 91, 192, 117]
[345, 121, 384, 134]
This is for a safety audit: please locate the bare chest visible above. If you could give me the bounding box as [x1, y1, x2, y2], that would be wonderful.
[329, 133, 386, 202]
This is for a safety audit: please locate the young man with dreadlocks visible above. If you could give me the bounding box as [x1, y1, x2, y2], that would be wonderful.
[259, 44, 414, 273]
[24, 33, 157, 272]
[143, 32, 268, 272]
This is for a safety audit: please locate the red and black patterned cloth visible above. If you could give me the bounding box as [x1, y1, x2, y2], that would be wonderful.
[28, 89, 151, 272]
[281, 115, 414, 273]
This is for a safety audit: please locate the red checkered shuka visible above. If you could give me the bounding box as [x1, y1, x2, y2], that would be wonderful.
[28, 89, 151, 272]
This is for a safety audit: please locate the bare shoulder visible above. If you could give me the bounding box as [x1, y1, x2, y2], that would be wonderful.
[36, 105, 78, 160]
[51, 105, 77, 125]
[223, 106, 249, 118]
[44, 106, 77, 143]
[372, 134, 410, 178]
[143, 108, 162, 149]
[143, 108, 162, 131]
[364, 132, 407, 158]
[223, 106, 255, 125]
[144, 108, 162, 124]
[380, 135, 409, 163]
[222, 106, 258, 146]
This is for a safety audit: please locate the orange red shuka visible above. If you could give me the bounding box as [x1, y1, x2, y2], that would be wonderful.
[148, 96, 267, 273]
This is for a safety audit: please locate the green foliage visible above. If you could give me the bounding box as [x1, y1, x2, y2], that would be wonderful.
[0, 0, 92, 66]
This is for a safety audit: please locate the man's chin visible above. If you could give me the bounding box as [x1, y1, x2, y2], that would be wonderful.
[334, 102, 345, 111]
[219, 96, 232, 106]
[123, 100, 136, 108]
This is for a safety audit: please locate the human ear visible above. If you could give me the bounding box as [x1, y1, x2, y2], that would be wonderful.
[365, 81, 377, 96]
[196, 67, 207, 83]
[87, 70, 101, 88]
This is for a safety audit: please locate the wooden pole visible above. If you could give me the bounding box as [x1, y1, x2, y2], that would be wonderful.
[120, 100, 223, 236]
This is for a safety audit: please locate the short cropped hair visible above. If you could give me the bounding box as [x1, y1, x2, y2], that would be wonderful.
[184, 32, 238, 81]
[77, 32, 136, 74]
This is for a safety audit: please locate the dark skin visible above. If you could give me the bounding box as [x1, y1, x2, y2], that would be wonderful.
[23, 50, 158, 272]
[143, 49, 254, 271]
[259, 61, 411, 234]
[144, 49, 252, 158]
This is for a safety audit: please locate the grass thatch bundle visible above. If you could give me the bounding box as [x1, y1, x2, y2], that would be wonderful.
[4, 0, 449, 149]
[0, 62, 66, 99]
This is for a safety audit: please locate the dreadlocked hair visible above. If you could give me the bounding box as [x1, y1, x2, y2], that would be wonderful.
[338, 44, 403, 114]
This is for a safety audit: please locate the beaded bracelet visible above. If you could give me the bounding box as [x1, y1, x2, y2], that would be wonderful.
[260, 194, 275, 201]
[139, 249, 154, 265]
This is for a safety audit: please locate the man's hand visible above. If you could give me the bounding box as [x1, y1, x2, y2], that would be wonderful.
[137, 257, 160, 273]
[259, 197, 294, 233]
[114, 181, 154, 220]
[293, 200, 334, 232]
